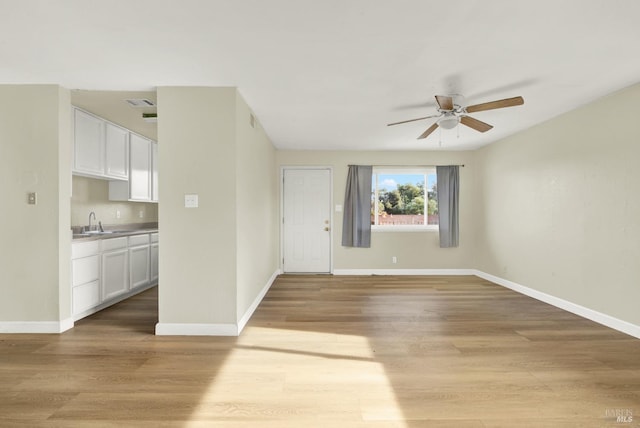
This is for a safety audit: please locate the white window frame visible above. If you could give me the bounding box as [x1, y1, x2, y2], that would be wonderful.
[371, 167, 438, 232]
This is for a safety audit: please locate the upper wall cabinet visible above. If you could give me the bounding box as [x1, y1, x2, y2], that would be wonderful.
[73, 109, 105, 176]
[72, 108, 129, 181]
[109, 135, 158, 203]
[129, 134, 152, 201]
[105, 122, 129, 180]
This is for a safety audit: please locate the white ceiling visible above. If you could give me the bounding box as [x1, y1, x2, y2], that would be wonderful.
[2, 0, 640, 150]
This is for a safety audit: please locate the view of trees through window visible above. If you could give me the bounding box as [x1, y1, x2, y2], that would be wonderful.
[371, 171, 438, 227]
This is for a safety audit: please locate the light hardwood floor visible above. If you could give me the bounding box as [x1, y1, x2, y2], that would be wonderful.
[1, 275, 639, 427]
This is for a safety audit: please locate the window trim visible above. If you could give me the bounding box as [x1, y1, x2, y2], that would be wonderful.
[371, 167, 438, 232]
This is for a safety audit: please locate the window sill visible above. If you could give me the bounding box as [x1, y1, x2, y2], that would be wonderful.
[372, 226, 438, 233]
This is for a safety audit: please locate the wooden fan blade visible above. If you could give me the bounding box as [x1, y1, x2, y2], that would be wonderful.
[387, 114, 440, 126]
[435, 95, 454, 111]
[418, 123, 439, 139]
[460, 115, 493, 133]
[465, 96, 524, 113]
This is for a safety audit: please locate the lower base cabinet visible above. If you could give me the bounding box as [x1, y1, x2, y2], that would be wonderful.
[73, 280, 100, 315]
[71, 232, 158, 320]
[129, 234, 150, 289]
[102, 249, 129, 301]
[102, 236, 129, 301]
[71, 242, 101, 315]
[150, 243, 159, 283]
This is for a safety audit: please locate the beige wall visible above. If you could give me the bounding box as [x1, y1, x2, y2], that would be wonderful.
[0, 85, 71, 323]
[276, 150, 476, 270]
[157, 87, 239, 326]
[71, 176, 158, 227]
[158, 87, 279, 330]
[474, 82, 640, 326]
[57, 87, 72, 321]
[234, 92, 279, 321]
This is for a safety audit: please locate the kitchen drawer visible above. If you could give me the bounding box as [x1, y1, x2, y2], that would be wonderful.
[101, 236, 128, 251]
[73, 280, 100, 315]
[72, 240, 100, 259]
[129, 234, 150, 247]
[72, 254, 100, 286]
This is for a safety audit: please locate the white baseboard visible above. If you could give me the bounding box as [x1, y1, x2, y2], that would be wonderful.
[59, 317, 74, 333]
[155, 322, 238, 336]
[474, 270, 640, 340]
[237, 269, 280, 334]
[333, 268, 475, 276]
[156, 269, 282, 337]
[0, 317, 74, 334]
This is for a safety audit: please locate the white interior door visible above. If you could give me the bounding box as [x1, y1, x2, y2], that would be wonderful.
[283, 169, 331, 273]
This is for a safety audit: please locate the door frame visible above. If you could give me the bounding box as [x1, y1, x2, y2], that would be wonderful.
[280, 166, 334, 274]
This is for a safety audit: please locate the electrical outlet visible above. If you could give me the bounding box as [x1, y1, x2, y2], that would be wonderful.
[392, 256, 397, 264]
[116, 210, 121, 219]
[139, 210, 144, 218]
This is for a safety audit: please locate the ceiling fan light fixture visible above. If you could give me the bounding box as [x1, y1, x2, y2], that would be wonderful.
[438, 115, 459, 130]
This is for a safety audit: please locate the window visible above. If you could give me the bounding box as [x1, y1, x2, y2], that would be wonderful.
[371, 168, 438, 231]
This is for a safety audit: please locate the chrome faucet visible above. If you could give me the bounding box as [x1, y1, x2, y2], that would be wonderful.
[88, 211, 96, 232]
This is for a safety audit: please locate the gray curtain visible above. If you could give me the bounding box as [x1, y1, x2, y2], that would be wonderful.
[342, 165, 372, 248]
[436, 165, 459, 248]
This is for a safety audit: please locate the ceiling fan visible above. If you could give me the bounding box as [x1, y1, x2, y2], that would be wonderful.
[388, 94, 524, 139]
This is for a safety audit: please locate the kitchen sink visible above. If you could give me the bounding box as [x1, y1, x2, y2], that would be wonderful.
[73, 229, 154, 239]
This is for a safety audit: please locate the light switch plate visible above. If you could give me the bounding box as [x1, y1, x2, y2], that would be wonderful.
[335, 204, 342, 212]
[27, 192, 37, 205]
[184, 194, 199, 208]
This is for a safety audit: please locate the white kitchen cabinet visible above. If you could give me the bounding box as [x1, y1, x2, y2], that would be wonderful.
[150, 233, 159, 283]
[129, 134, 151, 200]
[71, 233, 158, 321]
[130, 246, 150, 289]
[104, 122, 129, 180]
[73, 280, 101, 315]
[151, 141, 158, 202]
[73, 109, 104, 176]
[72, 107, 130, 181]
[109, 134, 154, 202]
[101, 237, 129, 301]
[129, 234, 150, 289]
[71, 241, 101, 318]
[72, 254, 100, 287]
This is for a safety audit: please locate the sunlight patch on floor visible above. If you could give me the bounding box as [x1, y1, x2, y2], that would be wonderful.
[186, 326, 407, 426]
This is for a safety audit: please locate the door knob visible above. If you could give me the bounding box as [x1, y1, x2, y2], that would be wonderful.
[324, 227, 330, 232]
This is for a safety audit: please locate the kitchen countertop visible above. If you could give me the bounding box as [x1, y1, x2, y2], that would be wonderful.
[72, 227, 158, 242]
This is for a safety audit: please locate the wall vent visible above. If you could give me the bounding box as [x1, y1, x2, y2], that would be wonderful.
[142, 112, 157, 123]
[125, 98, 156, 107]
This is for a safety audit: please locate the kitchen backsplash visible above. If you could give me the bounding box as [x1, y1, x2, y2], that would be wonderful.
[71, 175, 158, 227]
